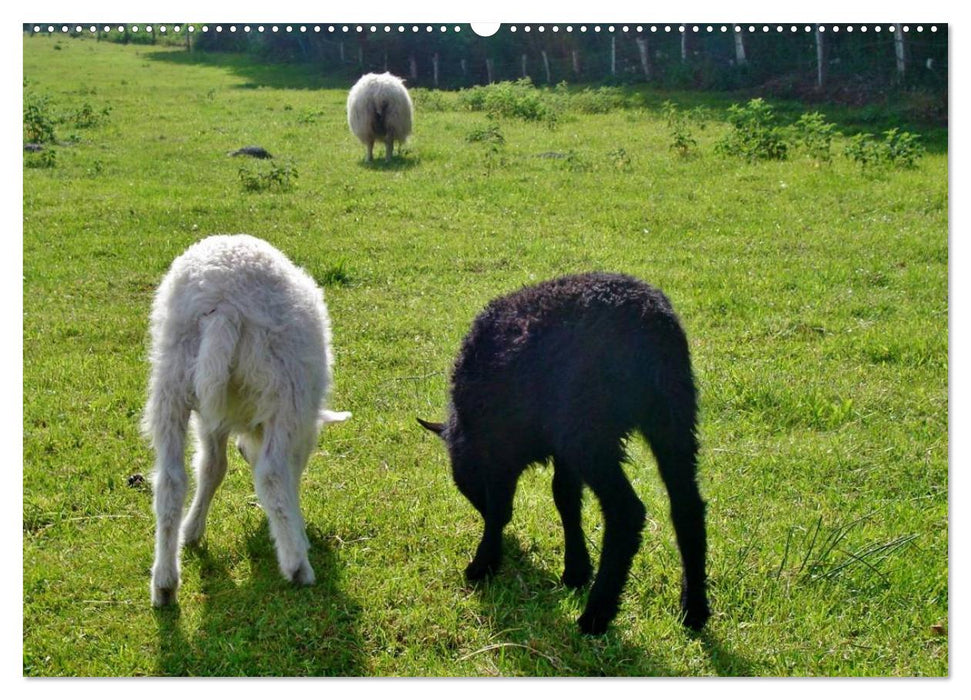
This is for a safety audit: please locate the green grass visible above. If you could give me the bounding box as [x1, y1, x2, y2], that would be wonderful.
[22, 35, 948, 677]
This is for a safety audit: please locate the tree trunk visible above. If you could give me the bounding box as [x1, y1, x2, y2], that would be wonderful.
[486, 58, 493, 83]
[433, 53, 439, 87]
[572, 49, 580, 76]
[542, 50, 551, 83]
[521, 53, 527, 79]
[610, 36, 616, 76]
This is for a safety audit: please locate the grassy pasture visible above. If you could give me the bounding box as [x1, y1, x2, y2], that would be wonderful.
[22, 35, 947, 676]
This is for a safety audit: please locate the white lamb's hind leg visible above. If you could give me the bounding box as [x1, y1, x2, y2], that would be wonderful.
[252, 425, 315, 585]
[181, 419, 229, 546]
[151, 437, 188, 606]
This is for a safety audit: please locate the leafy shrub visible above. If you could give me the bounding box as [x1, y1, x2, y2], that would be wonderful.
[716, 98, 788, 161]
[23, 91, 57, 143]
[238, 160, 298, 192]
[410, 88, 452, 112]
[466, 122, 505, 146]
[661, 100, 704, 157]
[844, 129, 925, 171]
[563, 84, 630, 114]
[562, 149, 591, 172]
[793, 112, 838, 163]
[466, 117, 506, 171]
[68, 102, 111, 129]
[458, 78, 562, 128]
[881, 128, 925, 168]
[25, 148, 57, 169]
[296, 108, 324, 125]
[607, 147, 631, 170]
[844, 134, 884, 171]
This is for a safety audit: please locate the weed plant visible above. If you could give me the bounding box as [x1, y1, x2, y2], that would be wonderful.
[844, 128, 925, 172]
[238, 160, 299, 192]
[716, 98, 789, 161]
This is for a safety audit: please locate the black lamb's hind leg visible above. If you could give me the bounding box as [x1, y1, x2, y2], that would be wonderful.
[552, 460, 592, 588]
[576, 447, 646, 635]
[649, 427, 710, 631]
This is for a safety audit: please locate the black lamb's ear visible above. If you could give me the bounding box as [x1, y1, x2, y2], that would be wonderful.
[416, 417, 446, 436]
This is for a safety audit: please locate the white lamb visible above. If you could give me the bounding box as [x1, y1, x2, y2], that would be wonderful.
[142, 234, 350, 606]
[346, 72, 413, 162]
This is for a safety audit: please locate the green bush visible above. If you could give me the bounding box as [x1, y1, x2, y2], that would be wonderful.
[844, 128, 925, 171]
[662, 100, 706, 158]
[466, 119, 505, 145]
[68, 102, 111, 129]
[458, 78, 562, 128]
[564, 84, 630, 114]
[716, 98, 789, 161]
[23, 90, 57, 143]
[238, 160, 298, 192]
[409, 88, 453, 112]
[882, 128, 925, 168]
[606, 147, 631, 170]
[793, 112, 838, 163]
[24, 147, 57, 169]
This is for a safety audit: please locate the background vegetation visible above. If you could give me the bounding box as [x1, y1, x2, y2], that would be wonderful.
[23, 34, 947, 677]
[28, 23, 948, 100]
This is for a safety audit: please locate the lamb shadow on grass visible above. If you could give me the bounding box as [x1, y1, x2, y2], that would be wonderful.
[466, 535, 678, 676]
[154, 523, 365, 676]
[357, 154, 419, 171]
[468, 536, 756, 677]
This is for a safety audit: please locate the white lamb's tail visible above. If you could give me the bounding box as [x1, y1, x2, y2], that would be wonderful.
[193, 306, 241, 424]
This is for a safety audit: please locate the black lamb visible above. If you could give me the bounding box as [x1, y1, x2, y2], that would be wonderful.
[418, 272, 710, 635]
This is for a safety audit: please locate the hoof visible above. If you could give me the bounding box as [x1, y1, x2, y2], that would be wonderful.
[561, 563, 592, 589]
[681, 602, 711, 631]
[287, 561, 316, 586]
[151, 582, 178, 607]
[180, 522, 205, 548]
[465, 558, 497, 582]
[151, 566, 180, 607]
[576, 610, 611, 636]
[681, 584, 710, 631]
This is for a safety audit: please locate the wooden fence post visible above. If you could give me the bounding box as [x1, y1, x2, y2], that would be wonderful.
[636, 36, 650, 79]
[815, 26, 826, 88]
[733, 27, 746, 65]
[894, 24, 907, 80]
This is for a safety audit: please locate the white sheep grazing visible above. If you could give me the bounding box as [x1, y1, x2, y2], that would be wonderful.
[142, 234, 350, 606]
[346, 72, 413, 163]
